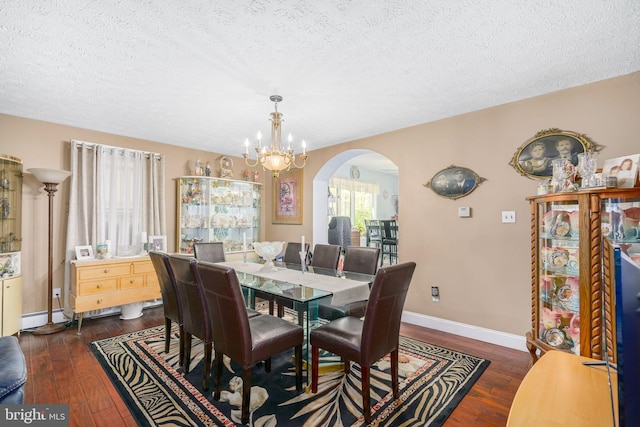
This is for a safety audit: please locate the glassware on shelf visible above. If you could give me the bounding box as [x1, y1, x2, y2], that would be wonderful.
[552, 158, 577, 192]
[577, 152, 598, 188]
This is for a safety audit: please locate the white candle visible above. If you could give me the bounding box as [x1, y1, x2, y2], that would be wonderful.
[302, 140, 307, 155]
[301, 235, 305, 252]
[243, 232, 247, 252]
[244, 138, 249, 155]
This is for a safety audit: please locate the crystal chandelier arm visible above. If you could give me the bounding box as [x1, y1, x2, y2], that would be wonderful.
[243, 153, 260, 168]
[290, 153, 308, 169]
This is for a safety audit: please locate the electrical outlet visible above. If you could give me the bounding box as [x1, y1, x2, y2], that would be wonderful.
[53, 288, 61, 298]
[501, 210, 516, 223]
[431, 286, 440, 302]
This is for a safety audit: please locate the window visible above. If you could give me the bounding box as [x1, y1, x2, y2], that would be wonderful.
[329, 177, 379, 233]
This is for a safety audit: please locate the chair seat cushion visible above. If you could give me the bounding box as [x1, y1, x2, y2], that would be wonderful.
[248, 315, 303, 366]
[247, 308, 261, 318]
[310, 316, 364, 362]
[0, 336, 27, 404]
[318, 299, 367, 321]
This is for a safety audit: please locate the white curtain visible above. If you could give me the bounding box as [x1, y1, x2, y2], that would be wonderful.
[330, 176, 380, 194]
[63, 140, 165, 314]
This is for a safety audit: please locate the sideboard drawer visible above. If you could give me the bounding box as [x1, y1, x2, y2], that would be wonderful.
[78, 278, 118, 295]
[78, 264, 131, 281]
[133, 261, 155, 274]
[120, 274, 145, 290]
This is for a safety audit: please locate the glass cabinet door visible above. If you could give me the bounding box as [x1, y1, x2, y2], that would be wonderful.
[0, 155, 22, 277]
[177, 176, 262, 254]
[536, 200, 581, 355]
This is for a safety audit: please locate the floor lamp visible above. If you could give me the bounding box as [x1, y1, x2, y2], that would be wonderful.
[28, 168, 72, 335]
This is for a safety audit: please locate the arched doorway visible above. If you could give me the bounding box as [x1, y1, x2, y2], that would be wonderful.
[312, 149, 397, 246]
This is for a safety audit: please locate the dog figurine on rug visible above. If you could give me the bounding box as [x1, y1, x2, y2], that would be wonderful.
[219, 376, 270, 422]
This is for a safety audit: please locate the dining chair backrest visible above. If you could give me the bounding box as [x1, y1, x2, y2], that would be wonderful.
[361, 261, 416, 364]
[311, 244, 342, 270]
[191, 262, 251, 365]
[283, 242, 310, 264]
[149, 251, 182, 324]
[193, 242, 226, 263]
[365, 219, 382, 247]
[380, 219, 398, 241]
[342, 246, 380, 275]
[167, 255, 211, 343]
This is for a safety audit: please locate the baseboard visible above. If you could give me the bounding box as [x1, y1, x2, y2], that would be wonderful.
[19, 300, 163, 332]
[401, 310, 528, 352]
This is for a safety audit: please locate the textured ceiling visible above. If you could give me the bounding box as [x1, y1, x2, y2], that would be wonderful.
[1, 1, 639, 162]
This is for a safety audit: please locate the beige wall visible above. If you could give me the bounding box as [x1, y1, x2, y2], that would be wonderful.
[1, 71, 639, 338]
[265, 71, 640, 335]
[0, 117, 259, 314]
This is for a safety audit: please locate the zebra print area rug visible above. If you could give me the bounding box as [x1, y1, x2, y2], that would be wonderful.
[90, 325, 489, 426]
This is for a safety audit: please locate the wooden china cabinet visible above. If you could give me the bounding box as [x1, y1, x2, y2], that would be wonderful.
[526, 187, 640, 364]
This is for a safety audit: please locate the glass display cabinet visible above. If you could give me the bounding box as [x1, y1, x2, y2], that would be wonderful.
[176, 176, 262, 255]
[527, 187, 640, 364]
[0, 155, 23, 336]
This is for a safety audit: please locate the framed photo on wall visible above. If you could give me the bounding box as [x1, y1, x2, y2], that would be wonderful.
[423, 165, 486, 200]
[602, 154, 640, 188]
[273, 168, 303, 224]
[509, 128, 601, 179]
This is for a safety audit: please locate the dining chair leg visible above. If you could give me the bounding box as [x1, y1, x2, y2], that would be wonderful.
[178, 325, 185, 367]
[295, 344, 302, 392]
[391, 349, 399, 398]
[213, 351, 223, 400]
[344, 359, 351, 375]
[184, 333, 193, 374]
[164, 318, 172, 354]
[242, 368, 252, 424]
[311, 346, 319, 393]
[265, 357, 272, 372]
[361, 365, 371, 424]
[203, 343, 212, 391]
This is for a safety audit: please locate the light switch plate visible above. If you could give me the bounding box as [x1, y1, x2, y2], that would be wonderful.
[458, 207, 471, 217]
[502, 210, 516, 223]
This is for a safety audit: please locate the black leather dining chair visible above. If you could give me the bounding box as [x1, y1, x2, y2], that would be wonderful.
[193, 261, 304, 425]
[167, 254, 213, 389]
[310, 244, 342, 270]
[310, 261, 416, 424]
[168, 255, 261, 391]
[317, 246, 380, 321]
[149, 251, 185, 366]
[193, 242, 225, 263]
[283, 241, 310, 264]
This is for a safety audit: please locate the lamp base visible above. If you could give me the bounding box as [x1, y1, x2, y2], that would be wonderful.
[33, 322, 66, 336]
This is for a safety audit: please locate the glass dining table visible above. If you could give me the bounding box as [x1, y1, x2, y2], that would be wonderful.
[214, 260, 375, 382]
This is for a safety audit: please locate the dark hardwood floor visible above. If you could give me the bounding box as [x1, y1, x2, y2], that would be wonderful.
[18, 306, 531, 426]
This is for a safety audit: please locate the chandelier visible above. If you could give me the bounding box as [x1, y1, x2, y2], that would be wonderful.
[243, 95, 308, 178]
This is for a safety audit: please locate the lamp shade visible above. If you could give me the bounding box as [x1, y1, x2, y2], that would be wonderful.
[28, 168, 71, 184]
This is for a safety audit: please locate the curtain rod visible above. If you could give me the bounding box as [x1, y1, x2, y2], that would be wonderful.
[70, 139, 162, 158]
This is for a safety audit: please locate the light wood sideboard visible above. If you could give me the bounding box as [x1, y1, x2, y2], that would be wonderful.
[70, 256, 160, 333]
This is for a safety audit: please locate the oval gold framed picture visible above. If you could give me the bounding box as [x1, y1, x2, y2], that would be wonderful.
[423, 165, 486, 200]
[509, 128, 601, 179]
